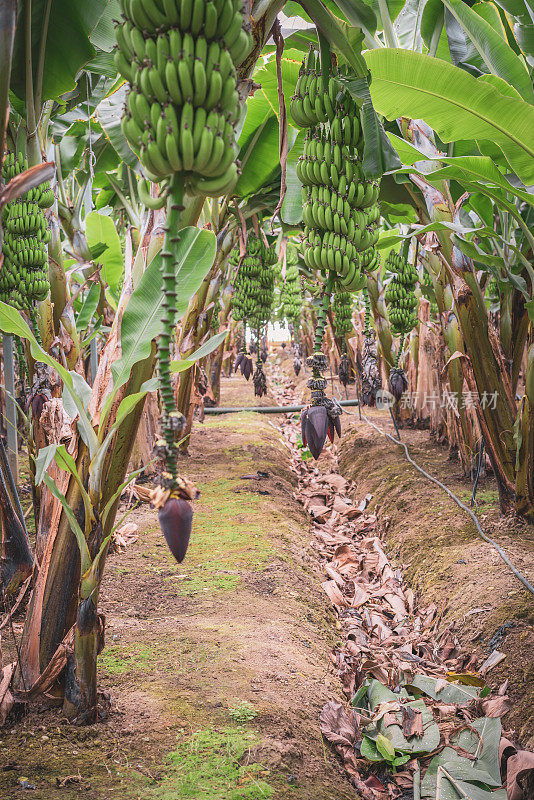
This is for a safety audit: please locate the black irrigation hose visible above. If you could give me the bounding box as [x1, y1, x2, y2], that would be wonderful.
[358, 413, 534, 597]
[204, 400, 361, 414]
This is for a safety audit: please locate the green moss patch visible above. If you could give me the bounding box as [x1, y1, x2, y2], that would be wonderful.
[147, 727, 274, 800]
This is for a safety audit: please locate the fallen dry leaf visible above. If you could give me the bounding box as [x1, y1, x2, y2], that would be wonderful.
[507, 750, 534, 800]
[321, 580, 347, 608]
[480, 695, 512, 718]
[401, 705, 423, 737]
[479, 650, 506, 675]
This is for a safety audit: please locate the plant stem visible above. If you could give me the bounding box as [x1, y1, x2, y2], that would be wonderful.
[159, 174, 184, 482]
[395, 334, 404, 367]
[377, 0, 399, 48]
[34, 0, 52, 121]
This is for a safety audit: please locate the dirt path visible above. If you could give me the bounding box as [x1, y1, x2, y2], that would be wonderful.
[1, 374, 355, 800]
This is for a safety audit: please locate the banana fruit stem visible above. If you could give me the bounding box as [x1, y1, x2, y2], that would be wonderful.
[159, 174, 184, 482]
[363, 287, 372, 335]
[29, 307, 42, 347]
[395, 334, 404, 368]
[313, 270, 335, 374]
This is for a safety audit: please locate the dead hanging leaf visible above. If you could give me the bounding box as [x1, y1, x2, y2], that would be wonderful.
[0, 162, 55, 209]
[39, 398, 75, 445]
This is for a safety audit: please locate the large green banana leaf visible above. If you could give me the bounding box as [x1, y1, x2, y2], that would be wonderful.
[365, 48, 534, 185]
[442, 0, 533, 102]
[85, 211, 123, 297]
[110, 227, 216, 398]
[10, 0, 118, 105]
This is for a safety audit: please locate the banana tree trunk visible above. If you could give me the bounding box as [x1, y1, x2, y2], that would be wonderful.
[366, 271, 394, 379]
[15, 446, 89, 688]
[451, 271, 517, 514]
[515, 340, 534, 518]
[443, 311, 474, 474]
[0, 462, 33, 595]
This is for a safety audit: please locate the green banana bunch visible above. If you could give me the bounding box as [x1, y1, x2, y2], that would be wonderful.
[115, 0, 252, 196]
[293, 52, 381, 294]
[211, 296, 222, 330]
[384, 250, 419, 336]
[290, 47, 337, 127]
[231, 232, 275, 330]
[333, 289, 353, 337]
[280, 264, 303, 324]
[1, 153, 52, 307]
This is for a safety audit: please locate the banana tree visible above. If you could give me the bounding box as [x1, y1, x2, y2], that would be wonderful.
[358, 5, 534, 515]
[0, 226, 217, 720]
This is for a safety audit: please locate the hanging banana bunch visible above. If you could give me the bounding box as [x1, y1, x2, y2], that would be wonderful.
[231, 235, 259, 380]
[211, 296, 221, 331]
[384, 250, 419, 401]
[280, 247, 305, 377]
[231, 232, 275, 392]
[293, 47, 386, 457]
[115, 0, 251, 197]
[250, 237, 275, 397]
[333, 289, 352, 387]
[333, 289, 352, 338]
[1, 153, 53, 334]
[292, 50, 381, 293]
[280, 243, 303, 327]
[114, 0, 251, 556]
[422, 269, 439, 317]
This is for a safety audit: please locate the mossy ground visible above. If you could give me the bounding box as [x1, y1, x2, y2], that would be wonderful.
[0, 377, 352, 800]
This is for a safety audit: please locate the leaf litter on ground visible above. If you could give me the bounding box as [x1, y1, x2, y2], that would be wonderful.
[265, 360, 534, 800]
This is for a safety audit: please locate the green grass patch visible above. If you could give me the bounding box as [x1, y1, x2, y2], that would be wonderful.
[148, 727, 274, 800]
[228, 701, 258, 724]
[168, 478, 275, 596]
[98, 638, 216, 677]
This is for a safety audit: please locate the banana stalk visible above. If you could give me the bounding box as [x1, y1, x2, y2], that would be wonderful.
[366, 271, 394, 376]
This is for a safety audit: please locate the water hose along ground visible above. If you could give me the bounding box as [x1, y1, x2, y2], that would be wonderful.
[357, 411, 534, 597]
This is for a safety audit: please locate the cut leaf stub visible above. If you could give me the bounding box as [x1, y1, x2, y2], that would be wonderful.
[158, 497, 193, 564]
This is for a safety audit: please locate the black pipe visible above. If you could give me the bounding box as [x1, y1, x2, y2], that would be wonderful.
[204, 399, 360, 415]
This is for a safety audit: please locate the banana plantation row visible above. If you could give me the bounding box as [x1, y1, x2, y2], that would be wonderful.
[0, 0, 532, 742]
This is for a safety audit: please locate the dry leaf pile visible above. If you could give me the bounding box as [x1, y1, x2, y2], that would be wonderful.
[266, 362, 534, 800]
